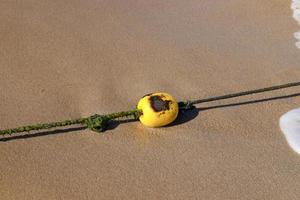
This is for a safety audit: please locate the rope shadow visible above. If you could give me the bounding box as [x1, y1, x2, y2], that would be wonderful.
[197, 92, 300, 111]
[166, 92, 300, 127]
[0, 118, 138, 142]
[0, 126, 86, 142]
[1, 92, 299, 141]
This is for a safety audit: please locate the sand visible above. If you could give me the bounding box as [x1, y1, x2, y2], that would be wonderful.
[1, 0, 300, 199]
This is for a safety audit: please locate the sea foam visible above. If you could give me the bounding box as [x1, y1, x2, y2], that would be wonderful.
[292, 0, 300, 48]
[280, 108, 300, 154]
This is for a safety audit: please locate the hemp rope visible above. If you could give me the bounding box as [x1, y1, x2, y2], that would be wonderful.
[1, 81, 300, 136]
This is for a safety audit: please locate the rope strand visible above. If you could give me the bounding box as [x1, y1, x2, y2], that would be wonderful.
[179, 81, 300, 109]
[0, 109, 142, 136]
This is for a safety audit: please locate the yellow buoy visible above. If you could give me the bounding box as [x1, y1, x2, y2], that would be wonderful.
[137, 92, 179, 127]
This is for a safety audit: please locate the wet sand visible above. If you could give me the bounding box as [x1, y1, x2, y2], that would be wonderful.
[1, 0, 300, 199]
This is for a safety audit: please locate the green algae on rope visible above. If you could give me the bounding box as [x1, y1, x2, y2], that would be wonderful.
[0, 109, 143, 136]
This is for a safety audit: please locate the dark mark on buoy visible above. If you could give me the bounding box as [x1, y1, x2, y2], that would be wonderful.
[149, 95, 171, 112]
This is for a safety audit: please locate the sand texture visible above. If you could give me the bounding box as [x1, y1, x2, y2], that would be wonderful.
[1, 0, 300, 199]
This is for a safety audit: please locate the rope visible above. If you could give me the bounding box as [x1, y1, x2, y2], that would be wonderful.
[0, 109, 142, 136]
[1, 81, 299, 136]
[178, 81, 300, 110]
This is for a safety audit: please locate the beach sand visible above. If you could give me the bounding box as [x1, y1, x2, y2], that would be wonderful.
[1, 0, 300, 199]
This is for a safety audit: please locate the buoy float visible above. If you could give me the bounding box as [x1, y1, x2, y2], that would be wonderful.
[137, 92, 179, 127]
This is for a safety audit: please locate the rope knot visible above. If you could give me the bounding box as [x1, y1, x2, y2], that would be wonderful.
[178, 101, 195, 111]
[85, 114, 110, 133]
